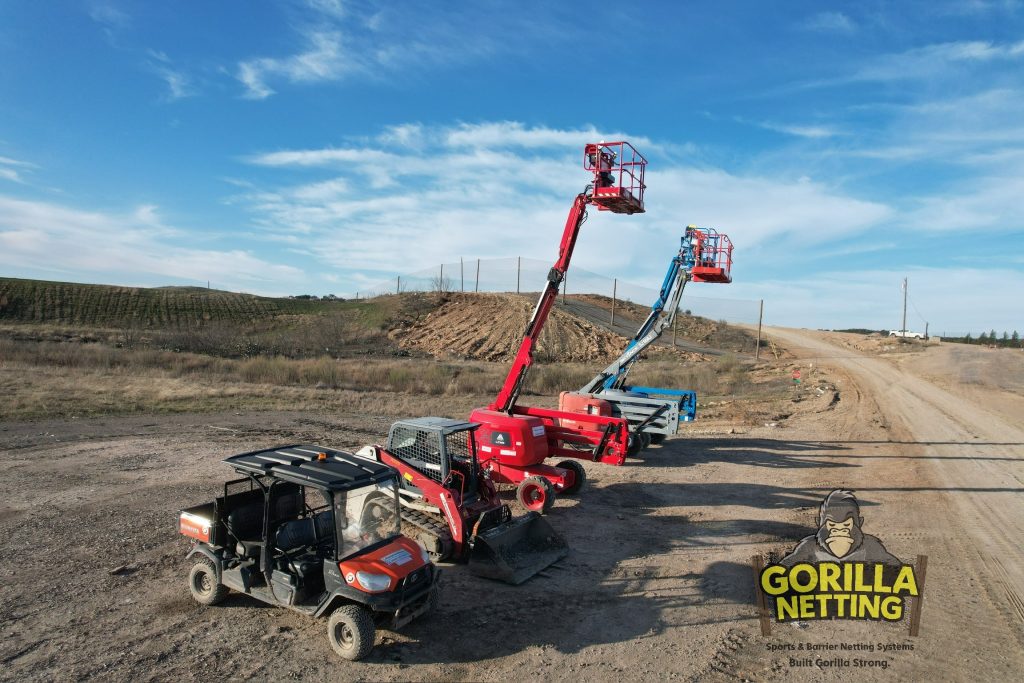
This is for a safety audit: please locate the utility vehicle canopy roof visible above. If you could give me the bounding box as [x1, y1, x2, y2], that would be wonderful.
[392, 417, 478, 434]
[225, 444, 397, 491]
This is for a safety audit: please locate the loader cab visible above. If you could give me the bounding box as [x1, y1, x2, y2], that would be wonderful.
[386, 418, 483, 504]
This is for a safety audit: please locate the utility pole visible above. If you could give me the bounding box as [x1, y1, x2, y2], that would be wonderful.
[460, 257, 464, 292]
[475, 258, 480, 293]
[755, 299, 764, 360]
[516, 257, 521, 294]
[672, 311, 678, 347]
[901, 277, 908, 336]
[611, 278, 617, 327]
[396, 276, 400, 294]
[562, 272, 567, 305]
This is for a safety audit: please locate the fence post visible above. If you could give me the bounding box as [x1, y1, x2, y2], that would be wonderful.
[517, 256, 521, 294]
[460, 257, 464, 292]
[475, 258, 480, 293]
[755, 299, 764, 360]
[611, 278, 617, 327]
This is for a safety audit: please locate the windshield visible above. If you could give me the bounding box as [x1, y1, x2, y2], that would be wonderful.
[334, 477, 401, 560]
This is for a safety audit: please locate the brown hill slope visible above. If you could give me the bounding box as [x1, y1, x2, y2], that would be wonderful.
[389, 292, 705, 363]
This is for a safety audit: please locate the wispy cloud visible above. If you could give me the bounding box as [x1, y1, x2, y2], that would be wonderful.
[741, 117, 843, 139]
[88, 2, 130, 30]
[800, 11, 857, 34]
[146, 50, 195, 101]
[854, 39, 1024, 81]
[0, 155, 35, 184]
[233, 2, 566, 99]
[88, 1, 130, 45]
[752, 266, 1024, 333]
[238, 31, 351, 100]
[234, 122, 892, 284]
[0, 195, 303, 292]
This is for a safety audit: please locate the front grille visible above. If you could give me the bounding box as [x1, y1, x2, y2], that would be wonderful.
[400, 566, 429, 589]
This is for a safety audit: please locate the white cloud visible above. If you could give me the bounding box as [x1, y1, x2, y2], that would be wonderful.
[0, 195, 304, 292]
[752, 120, 843, 139]
[238, 31, 351, 99]
[0, 156, 35, 168]
[234, 122, 894, 290]
[752, 267, 1024, 334]
[902, 175, 1024, 232]
[88, 2, 130, 29]
[801, 12, 857, 34]
[854, 40, 1024, 81]
[0, 155, 34, 184]
[231, 3, 571, 99]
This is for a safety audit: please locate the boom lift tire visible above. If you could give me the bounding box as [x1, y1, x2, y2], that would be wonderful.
[556, 459, 587, 495]
[649, 433, 667, 445]
[188, 556, 229, 606]
[327, 605, 376, 661]
[516, 476, 555, 514]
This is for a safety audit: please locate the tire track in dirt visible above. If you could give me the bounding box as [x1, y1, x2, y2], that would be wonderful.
[767, 328, 1024, 657]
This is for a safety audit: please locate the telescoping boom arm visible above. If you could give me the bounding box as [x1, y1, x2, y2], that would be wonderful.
[489, 141, 647, 414]
[580, 226, 721, 395]
[489, 192, 590, 413]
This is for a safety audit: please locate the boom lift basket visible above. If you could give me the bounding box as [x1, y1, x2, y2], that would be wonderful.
[690, 228, 733, 283]
[584, 141, 647, 214]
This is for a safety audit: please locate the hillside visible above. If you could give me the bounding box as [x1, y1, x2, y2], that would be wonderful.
[0, 277, 756, 361]
[0, 277, 337, 327]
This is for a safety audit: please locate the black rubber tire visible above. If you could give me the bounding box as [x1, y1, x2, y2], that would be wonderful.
[649, 433, 667, 445]
[555, 460, 587, 496]
[516, 476, 556, 514]
[640, 432, 652, 450]
[188, 556, 229, 606]
[627, 433, 643, 457]
[327, 604, 376, 661]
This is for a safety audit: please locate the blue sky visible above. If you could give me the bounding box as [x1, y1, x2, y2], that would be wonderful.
[1, 1, 1022, 334]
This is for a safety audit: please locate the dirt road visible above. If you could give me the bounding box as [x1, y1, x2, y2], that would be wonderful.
[0, 330, 1021, 680]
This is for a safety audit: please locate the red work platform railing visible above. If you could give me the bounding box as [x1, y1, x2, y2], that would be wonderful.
[584, 141, 647, 214]
[690, 228, 733, 283]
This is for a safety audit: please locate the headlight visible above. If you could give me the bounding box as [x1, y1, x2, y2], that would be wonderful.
[356, 571, 392, 593]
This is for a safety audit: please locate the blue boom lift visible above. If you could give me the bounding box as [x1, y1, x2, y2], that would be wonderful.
[558, 225, 733, 449]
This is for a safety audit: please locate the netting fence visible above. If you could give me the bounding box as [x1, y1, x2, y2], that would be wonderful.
[351, 256, 762, 325]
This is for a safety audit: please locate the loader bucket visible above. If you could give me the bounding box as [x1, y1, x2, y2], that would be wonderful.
[468, 512, 569, 585]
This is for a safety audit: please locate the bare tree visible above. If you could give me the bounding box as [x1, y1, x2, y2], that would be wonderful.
[430, 274, 454, 295]
[118, 316, 141, 349]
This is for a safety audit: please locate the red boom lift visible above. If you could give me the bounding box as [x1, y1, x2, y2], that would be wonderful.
[468, 141, 648, 513]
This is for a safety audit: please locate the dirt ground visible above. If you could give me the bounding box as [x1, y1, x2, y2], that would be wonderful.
[391, 293, 631, 362]
[1, 329, 1022, 681]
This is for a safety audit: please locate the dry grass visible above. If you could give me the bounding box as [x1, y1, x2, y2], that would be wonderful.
[0, 337, 769, 420]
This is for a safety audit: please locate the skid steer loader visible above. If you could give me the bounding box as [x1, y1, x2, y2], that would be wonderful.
[355, 417, 567, 585]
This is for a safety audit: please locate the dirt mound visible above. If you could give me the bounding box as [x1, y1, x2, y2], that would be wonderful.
[572, 293, 758, 352]
[389, 293, 631, 362]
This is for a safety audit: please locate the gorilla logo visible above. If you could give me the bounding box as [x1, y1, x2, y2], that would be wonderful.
[780, 490, 901, 566]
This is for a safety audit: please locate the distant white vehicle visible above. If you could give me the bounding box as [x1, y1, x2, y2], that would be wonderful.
[889, 330, 924, 339]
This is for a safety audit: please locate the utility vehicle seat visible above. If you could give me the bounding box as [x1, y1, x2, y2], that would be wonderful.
[274, 511, 334, 579]
[226, 502, 264, 558]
